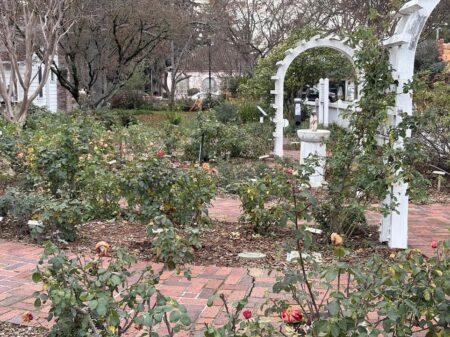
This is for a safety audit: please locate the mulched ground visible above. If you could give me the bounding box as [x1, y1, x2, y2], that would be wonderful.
[0, 322, 47, 337]
[0, 217, 395, 269]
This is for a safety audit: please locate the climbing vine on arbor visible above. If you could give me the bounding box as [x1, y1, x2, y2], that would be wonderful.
[314, 27, 426, 237]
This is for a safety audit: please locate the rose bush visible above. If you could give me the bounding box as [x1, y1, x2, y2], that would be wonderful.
[202, 227, 449, 337]
[183, 111, 273, 161]
[0, 112, 217, 245]
[270, 234, 450, 337]
[33, 242, 192, 337]
[237, 162, 316, 234]
[119, 154, 217, 267]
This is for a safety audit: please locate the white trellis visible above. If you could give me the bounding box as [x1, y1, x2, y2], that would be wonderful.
[271, 35, 360, 158]
[271, 0, 441, 249]
[380, 0, 441, 249]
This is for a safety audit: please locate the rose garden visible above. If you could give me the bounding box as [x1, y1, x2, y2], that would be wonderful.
[0, 0, 449, 336]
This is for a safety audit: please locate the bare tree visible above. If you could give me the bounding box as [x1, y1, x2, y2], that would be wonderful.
[420, 0, 450, 41]
[211, 0, 419, 75]
[211, 0, 316, 74]
[0, 0, 72, 124]
[40, 0, 168, 108]
[151, 0, 203, 106]
[300, 0, 407, 37]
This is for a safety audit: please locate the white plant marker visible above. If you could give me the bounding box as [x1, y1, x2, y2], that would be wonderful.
[238, 252, 266, 259]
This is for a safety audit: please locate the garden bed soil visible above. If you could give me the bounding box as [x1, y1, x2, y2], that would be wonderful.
[1, 218, 395, 269]
[423, 189, 450, 204]
[135, 111, 195, 124]
[75, 221, 395, 268]
[0, 322, 47, 337]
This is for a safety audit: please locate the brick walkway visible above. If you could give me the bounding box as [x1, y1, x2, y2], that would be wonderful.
[0, 239, 279, 336]
[0, 199, 449, 335]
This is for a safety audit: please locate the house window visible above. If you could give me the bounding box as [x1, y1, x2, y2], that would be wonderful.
[201, 77, 217, 93]
[178, 78, 189, 95]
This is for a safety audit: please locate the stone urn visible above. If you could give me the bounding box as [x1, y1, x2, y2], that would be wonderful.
[297, 129, 331, 188]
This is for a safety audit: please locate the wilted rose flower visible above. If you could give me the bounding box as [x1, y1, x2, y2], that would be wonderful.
[202, 163, 211, 171]
[242, 309, 252, 319]
[330, 233, 343, 247]
[134, 323, 144, 330]
[22, 312, 33, 322]
[281, 307, 302, 324]
[431, 240, 438, 249]
[95, 241, 110, 257]
[118, 197, 129, 210]
[285, 168, 294, 175]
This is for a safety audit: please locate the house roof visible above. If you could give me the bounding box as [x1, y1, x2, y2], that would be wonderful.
[182, 43, 250, 74]
[0, 43, 26, 61]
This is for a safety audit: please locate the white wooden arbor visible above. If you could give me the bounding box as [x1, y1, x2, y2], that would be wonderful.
[380, 0, 441, 248]
[271, 35, 358, 158]
[271, 0, 441, 249]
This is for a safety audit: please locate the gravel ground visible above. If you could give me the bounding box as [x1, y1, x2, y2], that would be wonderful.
[0, 322, 47, 337]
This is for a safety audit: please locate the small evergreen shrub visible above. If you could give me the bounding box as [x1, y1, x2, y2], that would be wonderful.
[110, 90, 145, 109]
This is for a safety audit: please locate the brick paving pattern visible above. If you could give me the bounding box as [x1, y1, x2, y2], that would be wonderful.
[0, 199, 449, 336]
[0, 240, 280, 336]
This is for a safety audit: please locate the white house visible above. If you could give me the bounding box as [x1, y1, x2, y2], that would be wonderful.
[0, 53, 65, 113]
[167, 44, 250, 99]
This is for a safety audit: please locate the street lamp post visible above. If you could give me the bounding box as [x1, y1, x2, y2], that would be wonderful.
[208, 37, 212, 101]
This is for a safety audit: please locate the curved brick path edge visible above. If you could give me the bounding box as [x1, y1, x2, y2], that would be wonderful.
[0, 198, 449, 336]
[210, 198, 450, 257]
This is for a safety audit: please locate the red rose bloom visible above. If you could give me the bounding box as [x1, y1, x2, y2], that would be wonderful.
[281, 307, 302, 324]
[156, 149, 166, 158]
[242, 309, 252, 320]
[431, 240, 438, 249]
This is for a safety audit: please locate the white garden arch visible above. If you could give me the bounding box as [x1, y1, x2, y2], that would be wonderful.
[271, 0, 441, 249]
[380, 0, 440, 249]
[270, 35, 359, 157]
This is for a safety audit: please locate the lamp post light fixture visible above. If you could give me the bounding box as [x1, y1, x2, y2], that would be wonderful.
[436, 22, 448, 40]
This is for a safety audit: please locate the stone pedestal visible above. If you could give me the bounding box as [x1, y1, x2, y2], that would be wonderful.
[297, 129, 330, 188]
